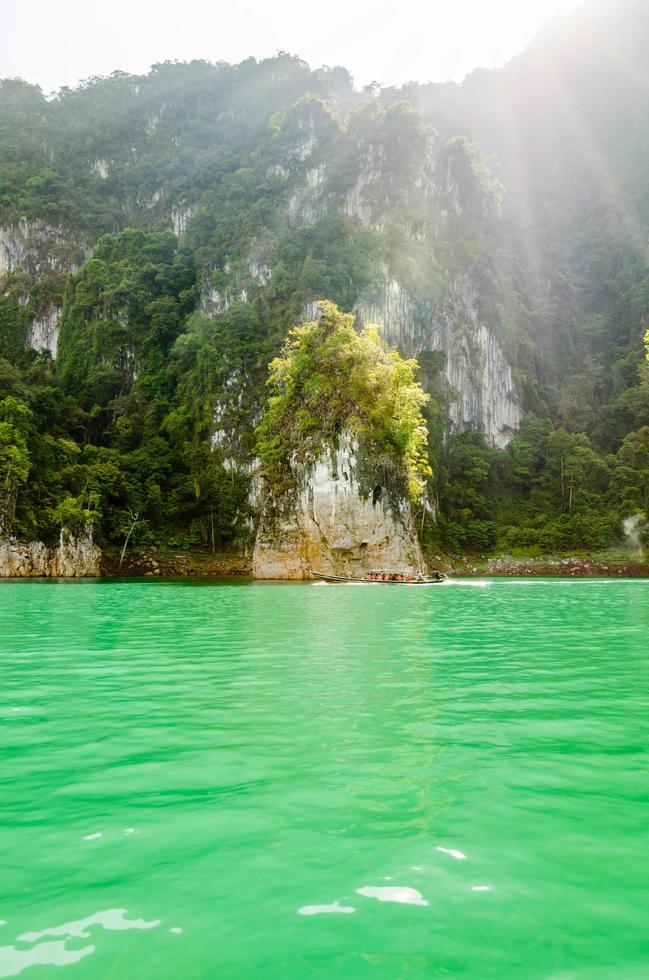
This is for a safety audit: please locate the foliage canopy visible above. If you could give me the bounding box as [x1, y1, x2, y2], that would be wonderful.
[256, 302, 431, 499]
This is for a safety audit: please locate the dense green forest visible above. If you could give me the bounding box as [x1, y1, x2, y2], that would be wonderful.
[1, 0, 648, 559]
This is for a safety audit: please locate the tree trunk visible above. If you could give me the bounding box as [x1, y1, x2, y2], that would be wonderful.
[119, 511, 140, 569]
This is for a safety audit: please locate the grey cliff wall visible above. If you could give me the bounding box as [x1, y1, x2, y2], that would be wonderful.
[0, 220, 90, 360]
[354, 273, 520, 449]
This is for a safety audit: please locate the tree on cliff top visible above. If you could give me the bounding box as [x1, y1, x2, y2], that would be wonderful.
[255, 301, 431, 499]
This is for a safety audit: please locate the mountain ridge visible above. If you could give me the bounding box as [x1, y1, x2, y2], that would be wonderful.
[0, 0, 647, 565]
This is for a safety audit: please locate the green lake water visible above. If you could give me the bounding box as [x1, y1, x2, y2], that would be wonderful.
[1, 578, 648, 979]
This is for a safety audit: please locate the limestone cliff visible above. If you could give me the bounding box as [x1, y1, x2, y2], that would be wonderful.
[0, 220, 89, 278]
[26, 303, 61, 357]
[354, 273, 520, 449]
[206, 106, 522, 450]
[0, 220, 90, 360]
[253, 432, 424, 579]
[0, 529, 101, 578]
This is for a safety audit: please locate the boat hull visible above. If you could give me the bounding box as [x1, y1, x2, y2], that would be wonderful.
[311, 571, 446, 585]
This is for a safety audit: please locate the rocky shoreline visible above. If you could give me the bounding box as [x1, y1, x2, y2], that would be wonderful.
[2, 541, 647, 579]
[445, 556, 649, 578]
[99, 551, 252, 578]
[0, 532, 101, 578]
[99, 551, 649, 578]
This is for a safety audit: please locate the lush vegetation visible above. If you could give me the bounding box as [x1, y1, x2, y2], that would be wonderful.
[256, 301, 431, 499]
[0, 228, 250, 552]
[430, 418, 649, 556]
[1, 0, 648, 560]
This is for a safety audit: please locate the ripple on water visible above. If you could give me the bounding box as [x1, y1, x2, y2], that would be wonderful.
[1, 578, 648, 977]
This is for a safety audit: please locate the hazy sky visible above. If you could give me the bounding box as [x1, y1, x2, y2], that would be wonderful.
[3, 0, 583, 93]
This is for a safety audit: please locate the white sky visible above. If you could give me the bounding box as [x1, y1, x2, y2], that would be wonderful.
[3, 0, 582, 94]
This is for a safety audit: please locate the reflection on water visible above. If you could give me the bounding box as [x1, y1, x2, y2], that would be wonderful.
[436, 846, 467, 860]
[298, 903, 356, 916]
[18, 908, 161, 942]
[1, 578, 648, 978]
[0, 910, 160, 978]
[356, 886, 428, 906]
[0, 939, 93, 978]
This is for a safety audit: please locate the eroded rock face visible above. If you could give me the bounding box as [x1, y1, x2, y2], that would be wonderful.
[0, 220, 89, 278]
[276, 128, 521, 448]
[0, 529, 101, 578]
[355, 273, 520, 449]
[253, 432, 423, 580]
[171, 204, 193, 237]
[1, 220, 91, 362]
[26, 304, 61, 357]
[55, 529, 101, 577]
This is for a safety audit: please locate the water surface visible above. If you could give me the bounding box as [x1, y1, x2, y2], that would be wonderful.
[1, 578, 648, 978]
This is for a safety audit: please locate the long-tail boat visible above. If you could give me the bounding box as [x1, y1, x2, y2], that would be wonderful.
[312, 570, 447, 585]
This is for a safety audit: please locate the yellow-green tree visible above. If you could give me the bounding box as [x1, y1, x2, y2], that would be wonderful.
[255, 301, 431, 499]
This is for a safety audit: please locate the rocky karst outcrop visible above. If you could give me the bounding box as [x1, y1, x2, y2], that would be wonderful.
[0, 529, 101, 577]
[253, 432, 424, 579]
